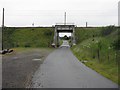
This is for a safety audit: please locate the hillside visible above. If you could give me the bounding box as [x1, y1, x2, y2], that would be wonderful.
[2, 27, 54, 49]
[72, 26, 119, 84]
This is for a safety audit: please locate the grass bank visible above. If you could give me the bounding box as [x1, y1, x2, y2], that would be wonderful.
[71, 26, 119, 84]
[3, 27, 54, 49]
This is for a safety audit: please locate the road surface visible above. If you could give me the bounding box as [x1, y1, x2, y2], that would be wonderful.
[31, 41, 118, 88]
[2, 48, 53, 88]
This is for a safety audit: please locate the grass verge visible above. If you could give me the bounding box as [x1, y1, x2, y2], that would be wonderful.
[71, 37, 119, 85]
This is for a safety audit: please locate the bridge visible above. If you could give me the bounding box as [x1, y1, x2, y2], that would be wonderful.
[53, 24, 76, 47]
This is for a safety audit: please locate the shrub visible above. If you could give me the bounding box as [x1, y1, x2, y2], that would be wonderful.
[101, 26, 116, 36]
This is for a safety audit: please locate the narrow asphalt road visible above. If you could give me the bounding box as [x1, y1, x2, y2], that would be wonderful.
[31, 41, 118, 88]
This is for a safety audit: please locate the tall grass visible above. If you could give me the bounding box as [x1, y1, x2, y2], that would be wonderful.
[71, 26, 119, 84]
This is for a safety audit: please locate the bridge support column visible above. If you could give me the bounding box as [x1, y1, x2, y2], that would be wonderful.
[57, 32, 59, 47]
[72, 27, 76, 45]
[53, 27, 57, 47]
[53, 27, 59, 47]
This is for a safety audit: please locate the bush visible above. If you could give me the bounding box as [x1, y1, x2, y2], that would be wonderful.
[101, 26, 116, 36]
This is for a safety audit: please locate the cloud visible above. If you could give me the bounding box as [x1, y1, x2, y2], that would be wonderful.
[0, 0, 119, 26]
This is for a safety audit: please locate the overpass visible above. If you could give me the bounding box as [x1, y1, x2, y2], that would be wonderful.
[53, 24, 76, 47]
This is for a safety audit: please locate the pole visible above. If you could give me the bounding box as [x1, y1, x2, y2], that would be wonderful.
[118, 1, 120, 26]
[2, 8, 4, 50]
[2, 8, 4, 28]
[86, 22, 87, 27]
[64, 12, 66, 25]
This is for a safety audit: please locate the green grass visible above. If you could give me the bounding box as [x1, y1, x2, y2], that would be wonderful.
[71, 38, 118, 84]
[85, 59, 118, 84]
[2, 47, 55, 56]
[13, 47, 54, 52]
[3, 27, 54, 49]
[14, 47, 55, 53]
[71, 26, 119, 84]
[75, 27, 102, 44]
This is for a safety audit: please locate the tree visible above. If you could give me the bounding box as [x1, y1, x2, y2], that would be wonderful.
[63, 35, 69, 40]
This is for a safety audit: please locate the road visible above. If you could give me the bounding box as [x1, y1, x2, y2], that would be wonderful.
[31, 40, 118, 88]
[0, 55, 1, 89]
[2, 48, 52, 88]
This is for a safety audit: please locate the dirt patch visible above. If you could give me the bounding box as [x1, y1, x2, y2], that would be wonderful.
[2, 48, 54, 88]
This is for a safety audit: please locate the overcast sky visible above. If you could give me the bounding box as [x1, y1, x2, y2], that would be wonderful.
[0, 0, 119, 27]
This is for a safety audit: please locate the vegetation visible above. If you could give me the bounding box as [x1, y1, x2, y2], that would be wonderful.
[3, 27, 54, 49]
[2, 26, 120, 84]
[71, 26, 119, 84]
